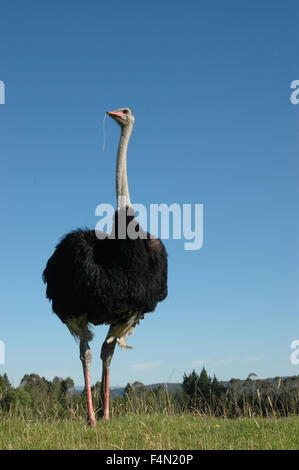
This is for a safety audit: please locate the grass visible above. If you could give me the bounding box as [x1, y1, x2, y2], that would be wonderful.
[0, 413, 298, 450]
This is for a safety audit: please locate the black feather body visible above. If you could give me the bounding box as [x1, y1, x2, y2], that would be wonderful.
[43, 210, 168, 330]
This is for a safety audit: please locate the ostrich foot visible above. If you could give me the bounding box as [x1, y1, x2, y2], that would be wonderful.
[87, 416, 97, 427]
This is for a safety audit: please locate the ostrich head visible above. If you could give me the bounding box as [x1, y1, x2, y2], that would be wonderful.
[106, 107, 135, 127]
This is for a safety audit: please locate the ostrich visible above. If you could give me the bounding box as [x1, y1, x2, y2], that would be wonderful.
[43, 107, 168, 425]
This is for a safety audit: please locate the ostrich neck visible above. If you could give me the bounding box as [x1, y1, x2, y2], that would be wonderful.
[116, 124, 133, 209]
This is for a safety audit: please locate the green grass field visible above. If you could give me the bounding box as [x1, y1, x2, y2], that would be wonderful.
[0, 414, 298, 450]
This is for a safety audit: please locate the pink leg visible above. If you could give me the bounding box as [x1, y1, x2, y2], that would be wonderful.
[80, 339, 96, 426]
[104, 366, 110, 421]
[84, 365, 96, 426]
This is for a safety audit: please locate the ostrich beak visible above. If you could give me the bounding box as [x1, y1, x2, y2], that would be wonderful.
[106, 110, 125, 118]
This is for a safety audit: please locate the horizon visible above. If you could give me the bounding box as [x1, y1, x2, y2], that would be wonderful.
[4, 368, 299, 390]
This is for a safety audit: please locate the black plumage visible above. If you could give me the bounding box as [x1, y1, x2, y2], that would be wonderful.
[43, 211, 168, 332]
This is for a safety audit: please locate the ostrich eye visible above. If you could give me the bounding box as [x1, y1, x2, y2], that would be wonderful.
[123, 109, 129, 114]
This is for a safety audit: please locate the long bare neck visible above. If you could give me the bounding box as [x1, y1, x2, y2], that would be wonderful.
[116, 124, 133, 209]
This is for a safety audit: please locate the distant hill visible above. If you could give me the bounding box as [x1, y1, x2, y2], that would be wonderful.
[73, 382, 182, 398]
[110, 382, 182, 399]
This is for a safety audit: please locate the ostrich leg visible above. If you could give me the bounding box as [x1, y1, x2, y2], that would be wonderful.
[80, 337, 96, 426]
[98, 338, 117, 421]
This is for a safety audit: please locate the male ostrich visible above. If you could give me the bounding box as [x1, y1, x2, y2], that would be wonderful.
[43, 108, 168, 425]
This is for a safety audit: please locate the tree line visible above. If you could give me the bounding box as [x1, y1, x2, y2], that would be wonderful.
[0, 368, 298, 419]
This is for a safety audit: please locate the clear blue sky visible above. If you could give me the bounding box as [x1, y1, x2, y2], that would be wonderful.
[0, 0, 298, 387]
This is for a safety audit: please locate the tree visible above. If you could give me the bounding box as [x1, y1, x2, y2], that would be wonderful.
[62, 377, 74, 393]
[183, 368, 206, 411]
[198, 367, 212, 401]
[20, 374, 50, 407]
[244, 373, 257, 396]
[228, 378, 242, 394]
[211, 374, 226, 397]
[0, 373, 12, 397]
[182, 369, 199, 397]
[2, 388, 32, 412]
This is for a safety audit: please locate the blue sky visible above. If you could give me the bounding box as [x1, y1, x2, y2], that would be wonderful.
[0, 0, 298, 387]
